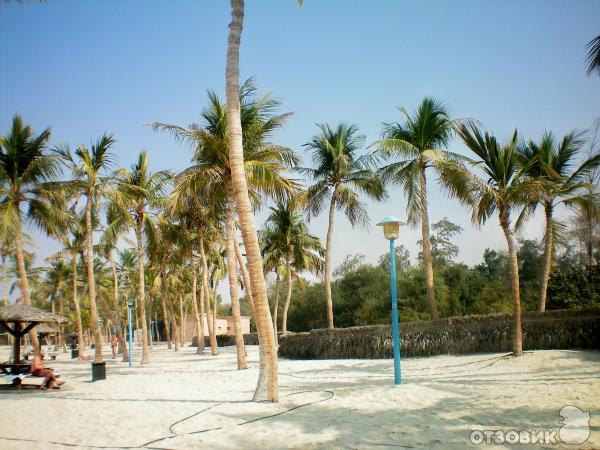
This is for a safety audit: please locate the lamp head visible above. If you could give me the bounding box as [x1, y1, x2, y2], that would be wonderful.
[127, 300, 134, 308]
[376, 216, 405, 240]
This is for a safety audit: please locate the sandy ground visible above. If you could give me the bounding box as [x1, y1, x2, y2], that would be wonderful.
[0, 343, 598, 449]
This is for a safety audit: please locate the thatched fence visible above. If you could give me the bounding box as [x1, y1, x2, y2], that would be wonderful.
[276, 308, 600, 359]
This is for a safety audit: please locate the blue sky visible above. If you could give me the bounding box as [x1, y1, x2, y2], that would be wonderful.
[1, 1, 599, 299]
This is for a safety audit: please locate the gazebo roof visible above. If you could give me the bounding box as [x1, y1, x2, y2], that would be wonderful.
[36, 323, 61, 333]
[0, 303, 67, 324]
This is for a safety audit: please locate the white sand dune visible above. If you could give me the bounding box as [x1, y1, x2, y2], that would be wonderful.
[0, 344, 598, 449]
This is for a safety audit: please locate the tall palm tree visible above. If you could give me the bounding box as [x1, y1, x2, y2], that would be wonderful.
[262, 201, 323, 335]
[0, 115, 64, 351]
[375, 98, 463, 320]
[43, 259, 70, 349]
[303, 123, 385, 329]
[586, 34, 600, 76]
[113, 151, 170, 364]
[99, 208, 130, 361]
[55, 134, 119, 363]
[518, 131, 600, 312]
[443, 122, 542, 355]
[154, 81, 299, 370]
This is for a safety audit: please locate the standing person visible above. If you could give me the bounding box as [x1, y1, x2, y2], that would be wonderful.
[111, 335, 118, 359]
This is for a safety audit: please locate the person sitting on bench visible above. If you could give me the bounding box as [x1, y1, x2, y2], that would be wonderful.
[32, 352, 64, 390]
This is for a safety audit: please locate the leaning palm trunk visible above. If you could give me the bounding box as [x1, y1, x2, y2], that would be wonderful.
[190, 257, 204, 353]
[109, 251, 128, 361]
[281, 266, 293, 336]
[537, 202, 554, 312]
[323, 194, 336, 330]
[85, 198, 104, 362]
[419, 165, 439, 320]
[500, 208, 523, 355]
[227, 0, 278, 401]
[71, 255, 86, 358]
[200, 239, 218, 355]
[168, 296, 180, 352]
[14, 220, 40, 352]
[234, 235, 255, 319]
[226, 187, 247, 369]
[134, 220, 150, 363]
[272, 272, 280, 343]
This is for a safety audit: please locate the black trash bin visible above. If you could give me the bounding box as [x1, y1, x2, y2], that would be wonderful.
[91, 362, 106, 382]
[71, 349, 79, 359]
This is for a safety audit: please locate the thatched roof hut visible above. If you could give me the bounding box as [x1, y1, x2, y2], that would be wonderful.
[0, 303, 66, 324]
[36, 323, 61, 334]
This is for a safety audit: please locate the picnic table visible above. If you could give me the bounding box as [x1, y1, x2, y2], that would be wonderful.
[0, 362, 32, 389]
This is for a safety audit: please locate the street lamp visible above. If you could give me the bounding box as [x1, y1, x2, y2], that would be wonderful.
[376, 216, 405, 385]
[127, 300, 134, 367]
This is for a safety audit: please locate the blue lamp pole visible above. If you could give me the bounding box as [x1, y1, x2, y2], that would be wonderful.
[127, 300, 133, 367]
[377, 217, 405, 385]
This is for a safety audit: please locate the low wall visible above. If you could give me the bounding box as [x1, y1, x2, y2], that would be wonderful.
[277, 308, 600, 359]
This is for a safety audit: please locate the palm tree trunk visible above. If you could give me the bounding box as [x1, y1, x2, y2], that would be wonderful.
[324, 194, 337, 330]
[500, 208, 523, 355]
[84, 196, 103, 362]
[179, 294, 185, 346]
[233, 235, 255, 319]
[168, 293, 180, 352]
[190, 255, 204, 353]
[212, 287, 217, 337]
[281, 266, 293, 336]
[272, 272, 280, 344]
[200, 239, 218, 355]
[226, 187, 248, 369]
[109, 251, 128, 362]
[160, 265, 173, 349]
[226, 0, 277, 402]
[537, 202, 554, 313]
[58, 291, 65, 352]
[1, 255, 12, 347]
[134, 219, 150, 364]
[71, 254, 85, 358]
[197, 272, 205, 351]
[14, 216, 40, 352]
[419, 165, 439, 320]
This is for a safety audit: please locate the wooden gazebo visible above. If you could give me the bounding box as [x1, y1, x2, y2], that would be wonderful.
[0, 303, 67, 363]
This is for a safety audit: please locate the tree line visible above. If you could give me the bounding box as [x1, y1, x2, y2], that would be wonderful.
[1, 92, 598, 401]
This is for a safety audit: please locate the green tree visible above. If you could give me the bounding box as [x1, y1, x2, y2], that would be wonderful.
[112, 151, 171, 364]
[262, 200, 323, 335]
[0, 115, 63, 352]
[375, 98, 462, 320]
[445, 122, 543, 355]
[519, 130, 599, 311]
[303, 123, 385, 329]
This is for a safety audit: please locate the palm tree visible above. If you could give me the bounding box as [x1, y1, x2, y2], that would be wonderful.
[260, 228, 285, 341]
[262, 201, 323, 335]
[99, 208, 130, 361]
[374, 98, 464, 320]
[443, 122, 543, 355]
[303, 123, 385, 329]
[56, 134, 120, 362]
[586, 34, 600, 76]
[43, 259, 70, 349]
[518, 131, 600, 312]
[113, 151, 170, 363]
[154, 82, 299, 370]
[0, 115, 64, 351]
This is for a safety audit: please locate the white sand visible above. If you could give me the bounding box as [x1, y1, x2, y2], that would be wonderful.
[0, 344, 598, 449]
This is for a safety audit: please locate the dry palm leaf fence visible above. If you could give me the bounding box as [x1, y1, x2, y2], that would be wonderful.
[273, 308, 600, 359]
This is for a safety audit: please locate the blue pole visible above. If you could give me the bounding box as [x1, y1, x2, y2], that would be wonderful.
[128, 302, 133, 367]
[390, 238, 401, 385]
[150, 321, 154, 345]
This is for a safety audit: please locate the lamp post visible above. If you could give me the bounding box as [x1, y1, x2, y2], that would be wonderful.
[127, 300, 133, 367]
[376, 216, 405, 385]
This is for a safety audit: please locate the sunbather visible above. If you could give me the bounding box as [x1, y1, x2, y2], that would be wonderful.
[32, 352, 65, 390]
